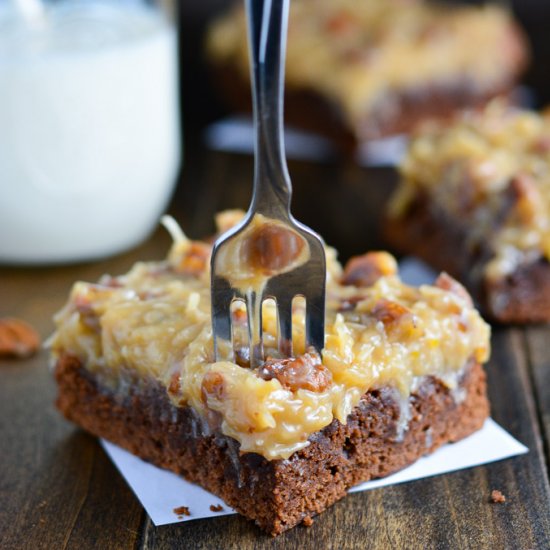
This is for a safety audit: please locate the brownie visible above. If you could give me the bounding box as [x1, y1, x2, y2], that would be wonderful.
[385, 194, 550, 323]
[206, 0, 528, 150]
[49, 213, 491, 535]
[385, 105, 550, 323]
[55, 353, 488, 536]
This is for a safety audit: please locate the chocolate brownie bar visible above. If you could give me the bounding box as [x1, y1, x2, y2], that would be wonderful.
[50, 214, 491, 534]
[386, 103, 550, 323]
[55, 354, 488, 535]
[206, 0, 528, 149]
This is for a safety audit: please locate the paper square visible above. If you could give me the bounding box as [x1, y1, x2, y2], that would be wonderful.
[101, 419, 527, 526]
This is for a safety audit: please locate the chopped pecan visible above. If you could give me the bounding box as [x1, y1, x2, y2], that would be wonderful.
[174, 242, 210, 277]
[73, 295, 101, 333]
[508, 173, 541, 225]
[373, 299, 410, 325]
[326, 11, 356, 35]
[0, 318, 40, 359]
[434, 272, 473, 307]
[234, 346, 250, 368]
[372, 299, 421, 340]
[258, 351, 332, 393]
[168, 372, 181, 395]
[341, 252, 397, 288]
[201, 372, 226, 404]
[242, 223, 305, 275]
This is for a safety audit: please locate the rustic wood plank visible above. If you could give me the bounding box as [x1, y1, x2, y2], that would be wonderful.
[480, 329, 550, 547]
[0, 353, 145, 550]
[0, 233, 173, 550]
[524, 326, 550, 471]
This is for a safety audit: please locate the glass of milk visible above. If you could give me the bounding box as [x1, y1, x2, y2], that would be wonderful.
[0, 0, 181, 264]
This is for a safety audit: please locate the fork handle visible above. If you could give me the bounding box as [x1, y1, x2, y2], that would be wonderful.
[246, 0, 292, 217]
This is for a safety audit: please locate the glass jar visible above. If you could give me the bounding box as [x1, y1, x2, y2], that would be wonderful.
[0, 0, 181, 264]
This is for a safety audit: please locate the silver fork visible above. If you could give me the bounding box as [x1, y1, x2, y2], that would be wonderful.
[210, 0, 326, 368]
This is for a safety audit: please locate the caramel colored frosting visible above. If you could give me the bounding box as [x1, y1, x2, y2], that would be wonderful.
[206, 0, 524, 133]
[390, 103, 550, 282]
[50, 213, 490, 460]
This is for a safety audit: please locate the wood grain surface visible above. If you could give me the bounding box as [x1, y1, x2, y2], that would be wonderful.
[1, 151, 549, 549]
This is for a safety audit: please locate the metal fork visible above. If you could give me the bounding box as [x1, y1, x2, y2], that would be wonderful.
[210, 0, 326, 367]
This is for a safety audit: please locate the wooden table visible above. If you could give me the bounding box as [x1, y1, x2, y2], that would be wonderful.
[2, 150, 550, 549]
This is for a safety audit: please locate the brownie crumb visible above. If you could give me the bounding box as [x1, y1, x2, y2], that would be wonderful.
[173, 505, 190, 516]
[258, 351, 332, 392]
[210, 504, 224, 512]
[490, 490, 506, 503]
[302, 516, 314, 527]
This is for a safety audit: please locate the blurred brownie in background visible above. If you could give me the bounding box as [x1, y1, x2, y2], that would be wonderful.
[205, 0, 528, 151]
[386, 102, 550, 323]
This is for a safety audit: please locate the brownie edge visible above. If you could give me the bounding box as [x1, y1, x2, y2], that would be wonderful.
[384, 196, 550, 323]
[54, 354, 489, 536]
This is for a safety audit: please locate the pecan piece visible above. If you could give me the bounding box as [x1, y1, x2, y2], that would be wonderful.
[168, 371, 181, 396]
[342, 252, 397, 287]
[435, 272, 473, 307]
[508, 173, 542, 225]
[258, 351, 332, 393]
[73, 295, 101, 332]
[174, 242, 210, 277]
[326, 11, 356, 35]
[201, 372, 226, 404]
[372, 299, 422, 340]
[234, 345, 250, 368]
[0, 318, 40, 359]
[241, 223, 305, 276]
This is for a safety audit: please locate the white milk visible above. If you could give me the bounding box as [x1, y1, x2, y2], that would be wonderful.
[0, 1, 180, 263]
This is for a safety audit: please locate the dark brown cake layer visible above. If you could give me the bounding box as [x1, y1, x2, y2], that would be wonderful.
[385, 196, 550, 323]
[55, 354, 489, 536]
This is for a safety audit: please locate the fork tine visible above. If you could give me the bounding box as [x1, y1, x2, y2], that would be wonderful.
[246, 289, 263, 368]
[305, 288, 325, 353]
[211, 278, 235, 362]
[211, 0, 326, 366]
[276, 296, 293, 356]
